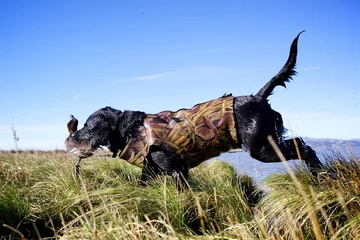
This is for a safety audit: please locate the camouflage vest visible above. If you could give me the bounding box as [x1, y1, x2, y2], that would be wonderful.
[119, 95, 238, 168]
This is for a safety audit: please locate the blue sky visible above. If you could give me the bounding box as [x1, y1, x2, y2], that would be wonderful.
[1, 0, 359, 150]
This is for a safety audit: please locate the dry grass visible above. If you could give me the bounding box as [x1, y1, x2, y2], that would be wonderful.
[0, 150, 359, 239]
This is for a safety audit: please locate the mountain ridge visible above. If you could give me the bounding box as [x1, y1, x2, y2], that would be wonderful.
[303, 137, 360, 156]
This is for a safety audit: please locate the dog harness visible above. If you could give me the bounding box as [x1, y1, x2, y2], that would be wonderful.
[119, 95, 239, 167]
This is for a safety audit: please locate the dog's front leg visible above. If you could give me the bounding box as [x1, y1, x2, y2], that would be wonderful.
[139, 157, 160, 187]
[171, 165, 189, 191]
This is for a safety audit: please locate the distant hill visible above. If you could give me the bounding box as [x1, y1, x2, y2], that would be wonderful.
[303, 138, 360, 157]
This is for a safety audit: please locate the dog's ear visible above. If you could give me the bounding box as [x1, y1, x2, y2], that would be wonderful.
[67, 115, 78, 136]
[119, 111, 147, 138]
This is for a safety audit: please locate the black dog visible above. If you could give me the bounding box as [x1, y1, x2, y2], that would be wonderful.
[65, 32, 330, 190]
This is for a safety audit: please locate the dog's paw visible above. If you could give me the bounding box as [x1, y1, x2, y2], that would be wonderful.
[138, 180, 147, 188]
[316, 170, 338, 180]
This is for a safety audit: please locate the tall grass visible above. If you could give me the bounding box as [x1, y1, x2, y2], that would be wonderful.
[0, 150, 359, 239]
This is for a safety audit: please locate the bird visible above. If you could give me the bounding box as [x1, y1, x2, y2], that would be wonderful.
[67, 115, 78, 137]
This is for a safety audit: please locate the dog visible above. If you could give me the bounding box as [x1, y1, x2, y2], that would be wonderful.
[65, 31, 331, 190]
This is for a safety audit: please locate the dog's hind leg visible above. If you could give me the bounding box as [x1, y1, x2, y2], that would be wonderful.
[282, 137, 323, 172]
[281, 138, 337, 179]
[248, 137, 337, 178]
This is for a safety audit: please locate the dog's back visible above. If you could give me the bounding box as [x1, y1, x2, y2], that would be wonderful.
[119, 95, 239, 168]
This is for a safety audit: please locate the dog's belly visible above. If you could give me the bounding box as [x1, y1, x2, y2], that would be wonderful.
[179, 135, 237, 168]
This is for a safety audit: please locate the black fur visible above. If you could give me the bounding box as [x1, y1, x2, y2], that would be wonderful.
[69, 32, 334, 189]
[71, 107, 146, 155]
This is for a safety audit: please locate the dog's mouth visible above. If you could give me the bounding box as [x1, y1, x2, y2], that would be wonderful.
[69, 147, 94, 158]
[65, 137, 95, 159]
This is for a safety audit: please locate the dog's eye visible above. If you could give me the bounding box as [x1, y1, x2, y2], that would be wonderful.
[85, 121, 97, 130]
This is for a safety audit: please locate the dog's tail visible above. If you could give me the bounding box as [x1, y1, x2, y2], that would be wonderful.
[255, 31, 305, 100]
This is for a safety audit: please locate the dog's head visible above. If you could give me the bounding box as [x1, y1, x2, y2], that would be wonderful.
[65, 107, 122, 158]
[65, 107, 146, 159]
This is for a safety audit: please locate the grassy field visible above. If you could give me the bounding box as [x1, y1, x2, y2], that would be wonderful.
[0, 150, 359, 239]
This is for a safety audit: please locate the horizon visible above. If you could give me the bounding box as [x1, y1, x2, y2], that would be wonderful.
[1, 1, 359, 150]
